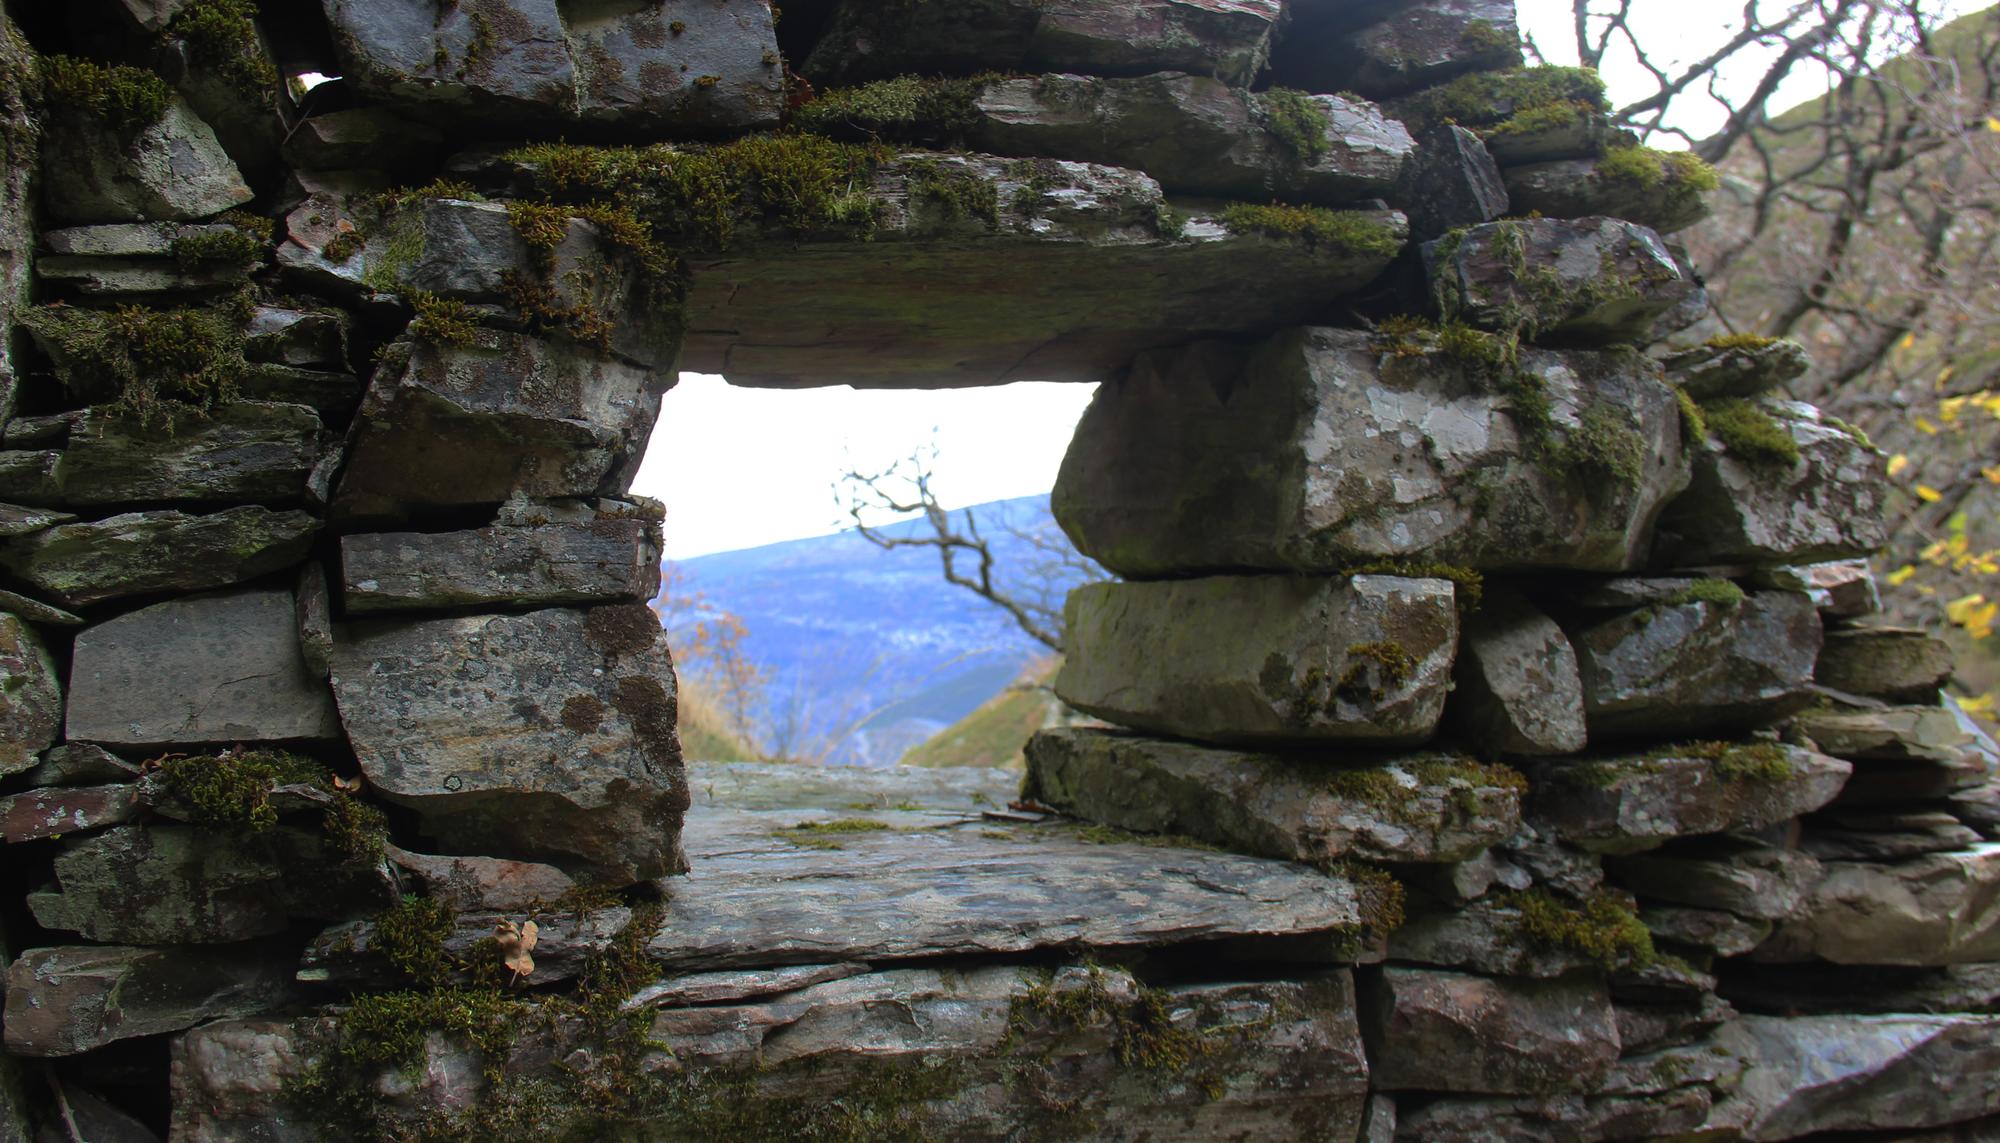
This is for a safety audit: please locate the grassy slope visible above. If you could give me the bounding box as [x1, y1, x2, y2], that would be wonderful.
[676, 674, 763, 762]
[900, 657, 1062, 770]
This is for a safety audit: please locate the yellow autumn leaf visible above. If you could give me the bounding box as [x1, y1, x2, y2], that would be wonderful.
[1901, 332, 1919, 350]
[1960, 693, 1997, 719]
[1947, 592, 1991, 624]
[1887, 564, 1918, 586]
[1915, 416, 1940, 435]
[1916, 484, 1943, 503]
[1988, 116, 2000, 132]
[1888, 454, 1911, 477]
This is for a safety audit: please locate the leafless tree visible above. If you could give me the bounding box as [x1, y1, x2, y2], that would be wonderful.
[835, 443, 1105, 654]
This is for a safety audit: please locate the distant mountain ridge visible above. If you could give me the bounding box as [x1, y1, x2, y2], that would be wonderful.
[663, 494, 1095, 766]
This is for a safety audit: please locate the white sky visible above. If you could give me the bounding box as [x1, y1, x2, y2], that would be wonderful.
[633, 0, 1991, 560]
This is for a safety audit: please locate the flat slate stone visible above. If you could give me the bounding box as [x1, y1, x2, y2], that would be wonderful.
[621, 962, 873, 1012]
[1272, 0, 1520, 98]
[675, 154, 1408, 388]
[649, 810, 1370, 970]
[331, 331, 668, 522]
[1663, 337, 1811, 401]
[322, 0, 784, 133]
[0, 784, 139, 843]
[803, 0, 1283, 86]
[1502, 154, 1714, 235]
[65, 587, 341, 748]
[40, 98, 252, 224]
[1605, 842, 1823, 922]
[1526, 746, 1851, 854]
[330, 604, 687, 884]
[1719, 961, 2000, 1016]
[381, 846, 576, 912]
[1660, 399, 1890, 566]
[0, 613, 61, 775]
[245, 306, 350, 370]
[1451, 589, 1588, 756]
[1386, 896, 1600, 979]
[1359, 966, 1620, 1095]
[340, 517, 660, 613]
[16, 744, 140, 788]
[1023, 727, 1523, 864]
[1815, 626, 1955, 703]
[1055, 575, 1458, 746]
[1711, 1013, 2000, 1140]
[1754, 846, 2000, 966]
[1394, 1088, 1713, 1143]
[27, 824, 395, 944]
[300, 904, 634, 989]
[173, 966, 1370, 1142]
[1566, 590, 1822, 739]
[4, 942, 297, 1056]
[1430, 217, 1701, 345]
[0, 507, 319, 607]
[55, 402, 323, 507]
[1052, 327, 1688, 576]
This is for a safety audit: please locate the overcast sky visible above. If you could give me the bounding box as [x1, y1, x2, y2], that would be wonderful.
[633, 1, 1988, 559]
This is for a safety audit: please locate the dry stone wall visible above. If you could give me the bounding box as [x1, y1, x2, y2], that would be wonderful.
[0, 0, 1991, 1139]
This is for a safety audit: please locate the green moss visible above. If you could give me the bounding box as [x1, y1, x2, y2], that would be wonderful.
[1340, 559, 1485, 611]
[1514, 888, 1655, 971]
[410, 292, 479, 346]
[1336, 641, 1416, 703]
[1704, 332, 1779, 351]
[1701, 398, 1802, 468]
[1457, 18, 1521, 57]
[1398, 66, 1605, 135]
[1219, 203, 1404, 258]
[320, 230, 365, 264]
[170, 227, 266, 275]
[169, 0, 279, 100]
[1672, 385, 1708, 446]
[1823, 413, 1877, 451]
[23, 300, 249, 422]
[1073, 823, 1222, 851]
[156, 750, 327, 833]
[1546, 403, 1646, 489]
[1259, 88, 1331, 165]
[40, 55, 172, 133]
[909, 159, 1000, 227]
[1596, 144, 1719, 217]
[790, 74, 992, 142]
[1664, 739, 1796, 782]
[1666, 578, 1747, 608]
[323, 796, 389, 865]
[1325, 860, 1406, 935]
[372, 896, 460, 988]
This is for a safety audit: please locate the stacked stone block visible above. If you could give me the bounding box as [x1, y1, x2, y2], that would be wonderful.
[0, 0, 1990, 1138]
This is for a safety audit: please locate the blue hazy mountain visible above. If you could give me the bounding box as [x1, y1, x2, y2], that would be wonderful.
[664, 495, 1096, 766]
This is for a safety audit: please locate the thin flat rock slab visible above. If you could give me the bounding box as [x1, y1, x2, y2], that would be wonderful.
[1604, 842, 1823, 922]
[675, 154, 1408, 388]
[300, 905, 634, 989]
[1055, 575, 1458, 747]
[330, 604, 687, 884]
[1428, 217, 1701, 345]
[65, 587, 341, 749]
[1566, 590, 1822, 739]
[1023, 727, 1523, 864]
[0, 507, 319, 607]
[340, 516, 660, 613]
[171, 966, 1371, 1142]
[4, 942, 298, 1056]
[802, 0, 1283, 86]
[1526, 746, 1851, 855]
[1753, 845, 2000, 967]
[652, 817, 1369, 970]
[1711, 1013, 2000, 1140]
[54, 402, 323, 508]
[1359, 966, 1620, 1095]
[0, 784, 139, 843]
[1270, 0, 1520, 99]
[1052, 326, 1688, 576]
[1450, 588, 1588, 756]
[620, 962, 873, 1012]
[1815, 626, 1955, 704]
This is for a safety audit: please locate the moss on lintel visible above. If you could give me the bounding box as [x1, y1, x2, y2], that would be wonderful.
[1219, 203, 1404, 258]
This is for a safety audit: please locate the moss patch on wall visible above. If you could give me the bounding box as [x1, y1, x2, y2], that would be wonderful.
[22, 295, 252, 422]
[1700, 397, 1802, 468]
[39, 55, 172, 133]
[168, 0, 278, 101]
[1218, 203, 1404, 258]
[1513, 888, 1655, 971]
[1397, 66, 1606, 137]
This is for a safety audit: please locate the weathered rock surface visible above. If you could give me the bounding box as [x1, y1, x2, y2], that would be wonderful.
[281, 107, 441, 175]
[1056, 575, 1458, 746]
[1392, 1088, 1714, 1143]
[956, 74, 1412, 204]
[1817, 626, 1955, 702]
[1386, 897, 1599, 979]
[1663, 337, 1811, 400]
[381, 846, 576, 913]
[1712, 1013, 2000, 1139]
[1398, 124, 1510, 241]
[1452, 589, 1588, 756]
[1661, 398, 1889, 566]
[17, 744, 140, 788]
[1526, 746, 1850, 854]
[1754, 846, 2000, 966]
[1360, 966, 1620, 1094]
[1566, 590, 1822, 738]
[26, 825, 394, 944]
[331, 332, 669, 521]
[40, 99, 252, 224]
[174, 967, 1371, 1141]
[1053, 327, 1688, 575]
[1275, 0, 1520, 98]
[675, 156, 1409, 388]
[1430, 217, 1701, 344]
[0, 502, 72, 536]
[4, 943, 296, 1056]
[1606, 842, 1823, 921]
[0, 507, 318, 607]
[322, 0, 784, 132]
[1024, 728, 1523, 864]
[622, 963, 872, 1012]
[657, 812, 1370, 969]
[330, 604, 686, 883]
[1502, 154, 1713, 235]
[245, 306, 350, 370]
[1803, 810, 1984, 861]
[341, 516, 659, 613]
[0, 784, 139, 843]
[1754, 558, 1882, 618]
[803, 0, 1282, 86]
[37, 221, 261, 295]
[1721, 962, 2000, 1016]
[0, 614, 61, 775]
[1800, 703, 1988, 765]
[56, 402, 323, 507]
[65, 587, 341, 747]
[1641, 904, 1773, 957]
